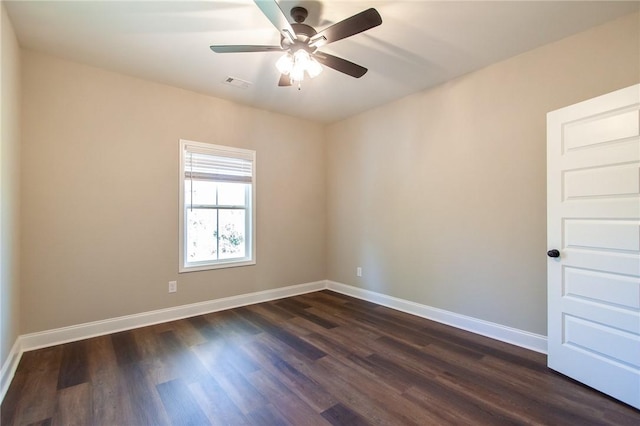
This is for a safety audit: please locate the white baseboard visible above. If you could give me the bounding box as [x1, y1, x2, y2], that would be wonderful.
[326, 281, 547, 354]
[0, 338, 22, 403]
[2, 278, 547, 404]
[2, 281, 323, 403]
[20, 280, 326, 352]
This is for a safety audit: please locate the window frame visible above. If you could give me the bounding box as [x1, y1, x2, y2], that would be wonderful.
[179, 139, 256, 273]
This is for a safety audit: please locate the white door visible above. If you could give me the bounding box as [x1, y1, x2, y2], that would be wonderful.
[547, 84, 640, 409]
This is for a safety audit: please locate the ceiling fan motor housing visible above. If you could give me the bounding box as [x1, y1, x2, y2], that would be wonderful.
[290, 6, 308, 23]
[281, 23, 318, 52]
[280, 7, 318, 53]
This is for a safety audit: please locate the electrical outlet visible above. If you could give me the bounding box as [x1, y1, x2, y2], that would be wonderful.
[356, 267, 362, 277]
[168, 281, 177, 293]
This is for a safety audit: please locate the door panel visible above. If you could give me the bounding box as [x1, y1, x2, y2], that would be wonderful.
[564, 219, 640, 252]
[562, 139, 640, 170]
[564, 267, 640, 309]
[563, 109, 639, 150]
[562, 249, 639, 277]
[564, 164, 640, 199]
[562, 295, 640, 334]
[563, 315, 639, 366]
[547, 84, 640, 409]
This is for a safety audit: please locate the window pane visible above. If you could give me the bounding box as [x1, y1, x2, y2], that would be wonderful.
[218, 209, 246, 259]
[218, 182, 247, 206]
[186, 208, 217, 262]
[180, 140, 255, 272]
[185, 180, 217, 206]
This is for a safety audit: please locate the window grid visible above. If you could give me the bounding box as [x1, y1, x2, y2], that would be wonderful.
[179, 140, 255, 272]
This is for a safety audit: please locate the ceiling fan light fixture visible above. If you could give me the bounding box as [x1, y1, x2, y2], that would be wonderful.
[306, 57, 323, 78]
[275, 48, 322, 83]
[290, 65, 305, 82]
[275, 52, 294, 74]
[290, 50, 307, 81]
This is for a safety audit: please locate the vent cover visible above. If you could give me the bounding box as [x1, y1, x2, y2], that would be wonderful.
[223, 77, 252, 89]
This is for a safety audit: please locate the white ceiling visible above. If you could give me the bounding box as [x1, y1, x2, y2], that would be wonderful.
[5, 1, 639, 123]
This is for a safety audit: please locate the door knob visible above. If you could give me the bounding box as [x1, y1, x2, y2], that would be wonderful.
[547, 249, 560, 258]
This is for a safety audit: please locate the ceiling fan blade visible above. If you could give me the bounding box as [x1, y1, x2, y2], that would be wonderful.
[278, 74, 292, 87]
[311, 8, 381, 46]
[210, 45, 283, 53]
[314, 52, 368, 78]
[254, 0, 297, 42]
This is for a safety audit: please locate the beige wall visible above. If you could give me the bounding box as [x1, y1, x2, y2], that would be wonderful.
[1, 4, 21, 366]
[20, 52, 326, 334]
[15, 11, 640, 338]
[326, 12, 640, 335]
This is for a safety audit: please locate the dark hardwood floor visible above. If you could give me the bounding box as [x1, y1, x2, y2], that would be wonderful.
[2, 290, 639, 425]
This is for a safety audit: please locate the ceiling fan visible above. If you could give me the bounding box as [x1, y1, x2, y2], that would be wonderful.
[210, 0, 382, 88]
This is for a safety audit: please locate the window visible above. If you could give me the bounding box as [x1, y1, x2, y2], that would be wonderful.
[179, 140, 255, 272]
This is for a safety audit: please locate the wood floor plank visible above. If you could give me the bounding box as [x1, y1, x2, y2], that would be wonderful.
[189, 376, 250, 426]
[132, 325, 167, 359]
[3, 290, 639, 425]
[7, 347, 62, 425]
[25, 418, 52, 426]
[156, 330, 212, 384]
[110, 330, 142, 366]
[85, 334, 130, 425]
[205, 309, 262, 338]
[192, 342, 267, 415]
[247, 369, 331, 426]
[243, 339, 338, 413]
[278, 315, 324, 337]
[169, 318, 209, 348]
[479, 350, 619, 419]
[1, 362, 28, 425]
[420, 324, 547, 373]
[124, 361, 172, 425]
[603, 405, 640, 425]
[275, 297, 312, 310]
[366, 351, 530, 424]
[312, 354, 433, 425]
[234, 306, 327, 360]
[51, 382, 91, 426]
[87, 367, 131, 426]
[256, 330, 426, 425]
[402, 385, 520, 426]
[250, 302, 296, 322]
[275, 299, 340, 329]
[56, 340, 89, 390]
[321, 403, 371, 426]
[188, 315, 221, 341]
[156, 378, 210, 426]
[304, 326, 377, 359]
[368, 336, 563, 424]
[333, 304, 436, 347]
[245, 404, 289, 426]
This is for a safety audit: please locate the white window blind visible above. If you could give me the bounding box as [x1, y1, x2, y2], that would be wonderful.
[183, 144, 253, 184]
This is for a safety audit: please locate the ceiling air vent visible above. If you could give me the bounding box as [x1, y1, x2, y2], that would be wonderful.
[223, 76, 252, 89]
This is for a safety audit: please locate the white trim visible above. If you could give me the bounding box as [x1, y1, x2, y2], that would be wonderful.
[326, 281, 547, 354]
[0, 337, 22, 403]
[178, 139, 257, 274]
[2, 279, 549, 404]
[20, 280, 325, 352]
[1, 281, 321, 404]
